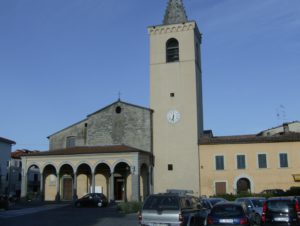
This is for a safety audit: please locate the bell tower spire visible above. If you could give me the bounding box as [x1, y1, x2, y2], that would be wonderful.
[163, 0, 188, 25]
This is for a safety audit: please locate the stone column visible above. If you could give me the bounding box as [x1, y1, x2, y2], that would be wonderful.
[148, 165, 153, 195]
[131, 166, 140, 201]
[39, 173, 44, 201]
[55, 174, 60, 201]
[91, 171, 95, 193]
[109, 172, 114, 202]
[73, 170, 78, 200]
[21, 169, 28, 198]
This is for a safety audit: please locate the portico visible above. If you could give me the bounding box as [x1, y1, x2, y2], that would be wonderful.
[21, 146, 153, 202]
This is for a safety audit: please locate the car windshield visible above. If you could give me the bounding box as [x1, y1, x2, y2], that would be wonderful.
[211, 205, 244, 217]
[143, 196, 179, 210]
[267, 200, 295, 214]
[201, 200, 211, 209]
[251, 199, 265, 208]
[210, 199, 224, 206]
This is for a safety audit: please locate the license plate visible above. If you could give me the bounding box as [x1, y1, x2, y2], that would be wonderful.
[148, 224, 168, 226]
[219, 219, 234, 223]
[274, 217, 289, 222]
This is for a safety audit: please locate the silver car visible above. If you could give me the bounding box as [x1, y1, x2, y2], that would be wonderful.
[139, 193, 206, 226]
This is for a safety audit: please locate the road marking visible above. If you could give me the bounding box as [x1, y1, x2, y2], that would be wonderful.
[0, 204, 68, 218]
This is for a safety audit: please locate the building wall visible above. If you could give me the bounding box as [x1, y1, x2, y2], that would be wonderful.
[149, 22, 203, 195]
[199, 141, 300, 196]
[87, 102, 152, 152]
[48, 102, 152, 152]
[0, 142, 12, 194]
[49, 120, 88, 150]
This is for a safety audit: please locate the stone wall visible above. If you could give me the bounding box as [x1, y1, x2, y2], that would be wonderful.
[48, 101, 152, 152]
[49, 120, 88, 150]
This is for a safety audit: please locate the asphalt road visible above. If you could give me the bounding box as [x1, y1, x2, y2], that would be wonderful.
[0, 204, 139, 226]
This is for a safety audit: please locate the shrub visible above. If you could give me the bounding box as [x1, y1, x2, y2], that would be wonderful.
[117, 201, 143, 214]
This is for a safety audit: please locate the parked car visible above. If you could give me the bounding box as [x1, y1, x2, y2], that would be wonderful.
[200, 197, 227, 210]
[139, 192, 207, 226]
[261, 197, 300, 226]
[235, 197, 265, 225]
[74, 193, 108, 208]
[0, 195, 9, 210]
[205, 202, 253, 226]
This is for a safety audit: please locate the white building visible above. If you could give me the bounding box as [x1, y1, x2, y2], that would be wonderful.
[0, 137, 16, 194]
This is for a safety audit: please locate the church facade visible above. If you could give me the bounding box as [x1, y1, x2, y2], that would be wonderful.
[21, 101, 153, 201]
[21, 0, 300, 201]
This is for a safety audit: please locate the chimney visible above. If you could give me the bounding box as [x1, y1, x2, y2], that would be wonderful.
[283, 123, 290, 133]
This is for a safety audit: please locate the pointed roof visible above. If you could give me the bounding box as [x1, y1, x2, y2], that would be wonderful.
[163, 0, 188, 25]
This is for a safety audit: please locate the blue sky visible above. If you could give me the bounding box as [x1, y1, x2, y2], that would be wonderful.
[1, 0, 300, 151]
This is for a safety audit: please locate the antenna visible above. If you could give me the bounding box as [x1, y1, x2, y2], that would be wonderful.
[118, 91, 121, 101]
[276, 104, 286, 123]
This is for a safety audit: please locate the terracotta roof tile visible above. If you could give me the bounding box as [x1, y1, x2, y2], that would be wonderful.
[199, 132, 300, 145]
[21, 145, 151, 157]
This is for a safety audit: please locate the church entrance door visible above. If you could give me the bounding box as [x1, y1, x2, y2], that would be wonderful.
[62, 177, 73, 200]
[115, 177, 124, 201]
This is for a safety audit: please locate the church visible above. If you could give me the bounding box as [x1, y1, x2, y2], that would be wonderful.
[21, 0, 300, 201]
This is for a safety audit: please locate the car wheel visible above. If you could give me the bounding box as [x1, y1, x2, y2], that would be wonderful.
[255, 214, 261, 226]
[97, 202, 103, 207]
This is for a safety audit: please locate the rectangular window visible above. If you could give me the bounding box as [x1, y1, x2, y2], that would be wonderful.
[258, 154, 267, 169]
[215, 182, 226, 195]
[168, 164, 173, 171]
[66, 136, 76, 148]
[237, 155, 246, 169]
[215, 155, 224, 170]
[279, 153, 288, 168]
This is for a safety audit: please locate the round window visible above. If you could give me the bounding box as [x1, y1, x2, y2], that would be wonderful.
[115, 106, 122, 114]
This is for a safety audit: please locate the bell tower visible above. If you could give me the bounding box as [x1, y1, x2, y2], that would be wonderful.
[149, 0, 203, 194]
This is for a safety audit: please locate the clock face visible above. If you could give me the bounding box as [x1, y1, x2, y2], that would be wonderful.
[167, 110, 181, 123]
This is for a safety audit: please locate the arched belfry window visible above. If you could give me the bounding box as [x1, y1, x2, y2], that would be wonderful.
[166, 38, 179, 62]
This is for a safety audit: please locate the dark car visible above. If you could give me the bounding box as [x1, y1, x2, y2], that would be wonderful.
[235, 197, 266, 225]
[206, 202, 252, 226]
[200, 197, 227, 210]
[139, 192, 207, 226]
[74, 193, 108, 208]
[261, 197, 300, 226]
[0, 195, 9, 210]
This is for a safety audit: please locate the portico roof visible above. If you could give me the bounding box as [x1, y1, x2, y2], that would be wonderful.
[21, 145, 152, 156]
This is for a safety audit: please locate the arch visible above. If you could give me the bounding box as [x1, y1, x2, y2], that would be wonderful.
[26, 164, 41, 200]
[166, 38, 179, 62]
[76, 163, 92, 198]
[113, 162, 131, 201]
[112, 159, 132, 172]
[59, 164, 74, 201]
[94, 160, 112, 173]
[94, 162, 111, 197]
[58, 162, 75, 173]
[43, 164, 57, 201]
[75, 162, 93, 173]
[233, 175, 254, 194]
[40, 162, 58, 173]
[26, 162, 41, 173]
